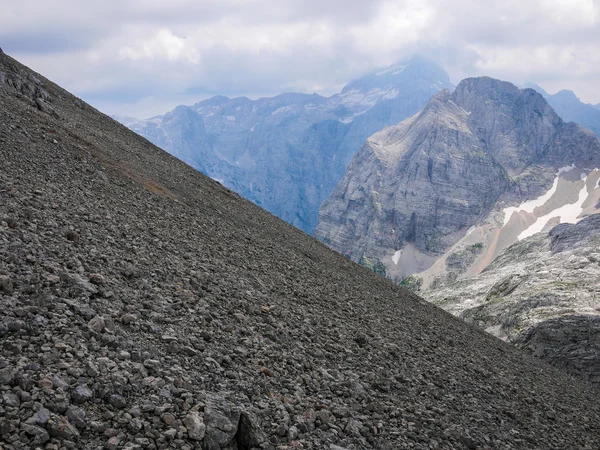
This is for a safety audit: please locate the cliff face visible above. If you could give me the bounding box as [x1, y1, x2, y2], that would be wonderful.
[116, 56, 453, 233]
[316, 77, 600, 279]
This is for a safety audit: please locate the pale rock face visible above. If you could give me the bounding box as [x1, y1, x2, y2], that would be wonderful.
[316, 77, 600, 280]
[115, 56, 453, 233]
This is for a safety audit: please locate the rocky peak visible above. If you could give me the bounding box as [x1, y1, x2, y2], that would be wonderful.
[316, 76, 600, 280]
[341, 55, 451, 95]
[553, 89, 579, 101]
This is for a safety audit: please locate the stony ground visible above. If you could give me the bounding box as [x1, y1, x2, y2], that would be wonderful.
[1, 51, 600, 450]
[427, 214, 600, 385]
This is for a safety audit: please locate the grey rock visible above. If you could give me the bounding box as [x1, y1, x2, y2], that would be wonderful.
[72, 385, 93, 403]
[108, 394, 127, 409]
[47, 415, 80, 441]
[88, 316, 106, 333]
[35, 406, 51, 425]
[0, 275, 13, 294]
[66, 406, 86, 428]
[22, 423, 50, 444]
[3, 392, 20, 407]
[203, 395, 241, 447]
[235, 411, 266, 448]
[183, 412, 205, 441]
[0, 367, 14, 385]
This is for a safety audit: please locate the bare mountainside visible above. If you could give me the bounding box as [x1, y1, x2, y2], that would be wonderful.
[316, 78, 600, 284]
[2, 52, 600, 450]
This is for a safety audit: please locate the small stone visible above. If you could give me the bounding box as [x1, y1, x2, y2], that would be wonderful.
[120, 313, 136, 325]
[86, 361, 99, 377]
[288, 425, 299, 440]
[35, 406, 51, 425]
[66, 231, 80, 243]
[46, 274, 61, 284]
[47, 415, 80, 441]
[143, 359, 161, 371]
[260, 366, 273, 377]
[72, 385, 94, 403]
[355, 334, 369, 347]
[38, 377, 54, 390]
[163, 413, 176, 426]
[7, 320, 23, 332]
[22, 424, 50, 444]
[105, 436, 119, 450]
[88, 316, 105, 333]
[0, 276, 13, 294]
[3, 392, 20, 407]
[66, 406, 86, 428]
[89, 273, 105, 285]
[164, 428, 177, 440]
[183, 412, 205, 441]
[108, 394, 127, 409]
[0, 367, 14, 385]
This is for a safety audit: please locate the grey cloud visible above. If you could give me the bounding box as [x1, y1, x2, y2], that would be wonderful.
[4, 0, 598, 116]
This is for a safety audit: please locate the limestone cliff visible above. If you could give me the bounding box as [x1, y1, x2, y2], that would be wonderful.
[316, 77, 600, 280]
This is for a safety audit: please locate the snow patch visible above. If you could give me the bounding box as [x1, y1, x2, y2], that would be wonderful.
[502, 165, 576, 226]
[225, 115, 235, 121]
[271, 106, 293, 115]
[376, 64, 406, 76]
[517, 174, 590, 240]
[392, 250, 402, 265]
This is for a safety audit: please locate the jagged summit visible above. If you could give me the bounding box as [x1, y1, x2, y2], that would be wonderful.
[3, 51, 600, 449]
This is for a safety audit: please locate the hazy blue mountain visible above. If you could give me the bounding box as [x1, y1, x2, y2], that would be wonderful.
[524, 83, 600, 137]
[115, 55, 453, 233]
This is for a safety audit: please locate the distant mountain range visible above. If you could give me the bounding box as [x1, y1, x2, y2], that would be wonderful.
[524, 83, 600, 138]
[114, 56, 453, 233]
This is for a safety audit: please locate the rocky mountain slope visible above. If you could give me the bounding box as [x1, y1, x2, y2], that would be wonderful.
[426, 214, 600, 384]
[316, 77, 600, 283]
[116, 56, 453, 233]
[524, 83, 600, 138]
[3, 51, 600, 449]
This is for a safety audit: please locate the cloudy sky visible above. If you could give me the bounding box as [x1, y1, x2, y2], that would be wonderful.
[3, 0, 599, 118]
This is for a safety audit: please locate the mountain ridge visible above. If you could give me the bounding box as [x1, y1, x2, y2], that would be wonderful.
[115, 56, 454, 233]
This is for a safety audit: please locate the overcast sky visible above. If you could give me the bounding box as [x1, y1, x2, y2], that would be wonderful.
[3, 0, 599, 118]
